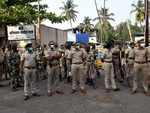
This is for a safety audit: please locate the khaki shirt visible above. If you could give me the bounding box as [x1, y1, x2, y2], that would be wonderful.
[103, 49, 112, 62]
[112, 47, 120, 59]
[21, 51, 36, 67]
[68, 48, 86, 64]
[125, 48, 134, 58]
[133, 47, 147, 62]
[46, 48, 60, 66]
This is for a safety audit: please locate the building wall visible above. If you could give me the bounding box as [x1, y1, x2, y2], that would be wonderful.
[40, 25, 67, 46]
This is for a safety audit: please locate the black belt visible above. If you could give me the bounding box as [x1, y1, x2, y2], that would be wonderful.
[104, 61, 112, 63]
[135, 61, 146, 64]
[25, 66, 36, 69]
[128, 58, 134, 60]
[72, 62, 83, 64]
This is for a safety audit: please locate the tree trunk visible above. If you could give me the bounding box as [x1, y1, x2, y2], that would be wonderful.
[94, 0, 103, 44]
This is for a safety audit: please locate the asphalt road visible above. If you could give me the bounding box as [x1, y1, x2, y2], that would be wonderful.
[0, 77, 150, 113]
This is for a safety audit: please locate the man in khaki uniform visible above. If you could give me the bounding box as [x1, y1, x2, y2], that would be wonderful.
[125, 42, 135, 87]
[46, 41, 64, 97]
[132, 41, 149, 96]
[21, 43, 40, 101]
[68, 43, 87, 95]
[103, 43, 119, 92]
[59, 44, 66, 81]
[65, 44, 71, 82]
[112, 42, 123, 82]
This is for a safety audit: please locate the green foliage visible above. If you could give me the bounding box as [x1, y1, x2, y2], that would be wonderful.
[77, 17, 95, 34]
[0, 0, 67, 25]
[115, 21, 143, 41]
[94, 8, 115, 22]
[95, 21, 115, 43]
[131, 0, 145, 26]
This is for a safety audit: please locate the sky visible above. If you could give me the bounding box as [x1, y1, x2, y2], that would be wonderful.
[41, 0, 139, 30]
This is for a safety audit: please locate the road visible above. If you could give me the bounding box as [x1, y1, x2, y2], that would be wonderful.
[0, 77, 150, 113]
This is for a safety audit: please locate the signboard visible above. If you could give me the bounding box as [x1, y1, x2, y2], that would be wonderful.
[7, 25, 35, 40]
[76, 32, 89, 44]
[89, 36, 97, 44]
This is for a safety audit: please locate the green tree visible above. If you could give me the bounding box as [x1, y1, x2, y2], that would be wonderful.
[131, 0, 145, 28]
[115, 21, 143, 42]
[94, 8, 115, 22]
[95, 21, 115, 43]
[60, 0, 78, 29]
[0, 0, 67, 25]
[77, 16, 94, 34]
[94, 8, 115, 43]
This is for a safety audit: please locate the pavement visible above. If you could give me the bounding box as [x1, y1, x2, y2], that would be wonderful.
[0, 76, 150, 113]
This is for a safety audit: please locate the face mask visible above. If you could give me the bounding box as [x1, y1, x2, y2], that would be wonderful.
[76, 46, 80, 49]
[28, 47, 33, 54]
[50, 45, 55, 50]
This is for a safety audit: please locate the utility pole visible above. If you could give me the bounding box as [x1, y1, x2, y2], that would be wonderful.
[145, 0, 149, 47]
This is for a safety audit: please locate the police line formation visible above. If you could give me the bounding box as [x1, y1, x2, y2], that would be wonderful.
[0, 41, 150, 101]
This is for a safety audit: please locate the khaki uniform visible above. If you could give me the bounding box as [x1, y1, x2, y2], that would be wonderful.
[65, 49, 71, 77]
[68, 48, 86, 90]
[22, 51, 38, 96]
[46, 48, 61, 93]
[103, 49, 117, 89]
[125, 48, 135, 78]
[132, 47, 149, 92]
[59, 48, 66, 80]
[112, 47, 123, 81]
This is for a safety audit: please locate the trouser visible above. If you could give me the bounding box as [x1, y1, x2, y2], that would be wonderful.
[113, 59, 123, 81]
[0, 64, 3, 80]
[71, 64, 85, 90]
[133, 63, 149, 92]
[24, 68, 38, 96]
[146, 62, 150, 86]
[104, 62, 117, 89]
[47, 65, 60, 92]
[66, 60, 71, 77]
[126, 60, 134, 87]
[60, 65, 65, 80]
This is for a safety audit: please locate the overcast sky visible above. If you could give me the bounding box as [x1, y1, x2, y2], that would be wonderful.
[41, 0, 138, 30]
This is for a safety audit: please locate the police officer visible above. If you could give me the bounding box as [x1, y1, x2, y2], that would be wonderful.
[103, 43, 119, 92]
[35, 45, 44, 80]
[125, 42, 135, 87]
[21, 43, 40, 101]
[112, 42, 123, 82]
[46, 41, 64, 97]
[65, 44, 72, 82]
[132, 41, 149, 96]
[59, 44, 66, 81]
[86, 45, 96, 89]
[68, 43, 87, 95]
[8, 44, 20, 91]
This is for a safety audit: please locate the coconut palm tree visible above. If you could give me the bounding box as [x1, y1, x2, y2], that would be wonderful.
[131, 0, 144, 27]
[94, 8, 115, 22]
[78, 16, 94, 33]
[60, 0, 78, 29]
